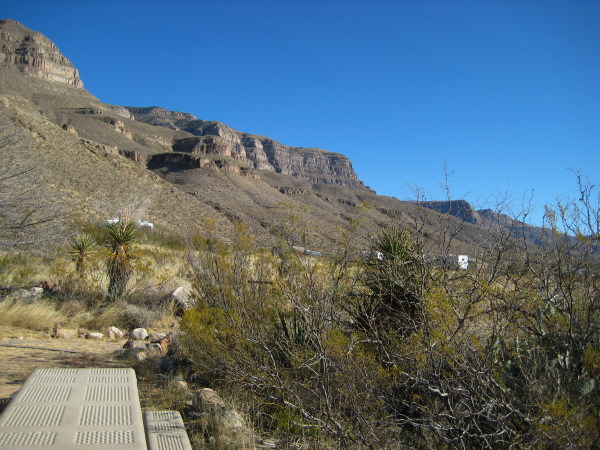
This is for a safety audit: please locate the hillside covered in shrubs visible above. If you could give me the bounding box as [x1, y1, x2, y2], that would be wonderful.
[1, 184, 598, 448]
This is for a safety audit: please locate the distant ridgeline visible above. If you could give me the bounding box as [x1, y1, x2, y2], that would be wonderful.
[413, 200, 478, 223]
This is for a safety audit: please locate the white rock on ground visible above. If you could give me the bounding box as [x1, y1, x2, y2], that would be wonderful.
[130, 328, 148, 340]
[86, 332, 104, 340]
[106, 326, 124, 339]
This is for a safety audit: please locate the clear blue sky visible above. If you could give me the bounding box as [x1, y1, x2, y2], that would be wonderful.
[4, 0, 599, 225]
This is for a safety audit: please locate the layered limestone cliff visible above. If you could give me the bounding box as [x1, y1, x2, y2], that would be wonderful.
[126, 106, 196, 129]
[0, 19, 83, 88]
[127, 106, 361, 186]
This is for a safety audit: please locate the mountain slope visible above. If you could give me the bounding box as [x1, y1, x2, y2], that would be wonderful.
[0, 19, 534, 255]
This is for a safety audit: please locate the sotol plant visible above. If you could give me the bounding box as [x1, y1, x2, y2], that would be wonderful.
[69, 232, 97, 275]
[105, 218, 137, 301]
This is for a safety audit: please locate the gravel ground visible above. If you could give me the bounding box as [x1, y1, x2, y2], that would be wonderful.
[0, 327, 125, 400]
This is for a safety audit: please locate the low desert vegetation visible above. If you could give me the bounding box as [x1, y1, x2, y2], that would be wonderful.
[178, 185, 599, 447]
[0, 180, 598, 448]
[0, 216, 185, 335]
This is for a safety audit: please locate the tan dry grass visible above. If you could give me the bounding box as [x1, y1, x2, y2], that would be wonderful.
[0, 298, 75, 331]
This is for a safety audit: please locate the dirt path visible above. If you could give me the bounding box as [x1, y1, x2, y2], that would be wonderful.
[0, 328, 125, 399]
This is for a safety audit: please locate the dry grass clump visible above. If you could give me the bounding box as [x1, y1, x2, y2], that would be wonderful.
[0, 297, 86, 331]
[87, 302, 171, 331]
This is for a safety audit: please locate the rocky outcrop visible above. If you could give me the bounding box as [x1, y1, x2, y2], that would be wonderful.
[119, 150, 145, 163]
[127, 106, 362, 186]
[101, 117, 133, 138]
[62, 123, 77, 135]
[126, 106, 196, 129]
[148, 153, 213, 170]
[173, 135, 244, 160]
[147, 153, 256, 176]
[0, 19, 83, 88]
[415, 200, 478, 223]
[241, 135, 277, 171]
[181, 121, 247, 159]
[243, 134, 359, 185]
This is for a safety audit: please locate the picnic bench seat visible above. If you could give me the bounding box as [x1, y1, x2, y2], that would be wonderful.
[0, 368, 192, 450]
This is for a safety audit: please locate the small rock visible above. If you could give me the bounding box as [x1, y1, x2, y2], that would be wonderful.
[106, 326, 124, 340]
[115, 347, 146, 359]
[53, 328, 78, 339]
[171, 376, 188, 390]
[40, 280, 61, 293]
[135, 351, 147, 362]
[193, 388, 247, 432]
[258, 439, 278, 449]
[62, 123, 77, 134]
[130, 328, 148, 340]
[11, 335, 24, 340]
[123, 339, 146, 349]
[149, 332, 167, 343]
[86, 332, 103, 340]
[30, 287, 44, 296]
[193, 388, 226, 410]
[17, 287, 43, 299]
[146, 343, 163, 355]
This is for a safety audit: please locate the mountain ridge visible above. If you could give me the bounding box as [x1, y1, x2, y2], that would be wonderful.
[0, 19, 545, 254]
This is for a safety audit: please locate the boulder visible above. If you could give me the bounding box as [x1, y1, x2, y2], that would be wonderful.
[114, 347, 146, 360]
[148, 332, 167, 342]
[148, 332, 170, 352]
[130, 328, 148, 340]
[85, 332, 103, 340]
[146, 343, 163, 355]
[193, 388, 245, 430]
[123, 339, 146, 349]
[53, 323, 78, 339]
[170, 377, 188, 391]
[169, 285, 195, 314]
[106, 326, 124, 340]
[62, 123, 77, 134]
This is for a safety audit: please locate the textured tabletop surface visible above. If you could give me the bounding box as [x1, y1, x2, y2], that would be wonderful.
[0, 368, 146, 449]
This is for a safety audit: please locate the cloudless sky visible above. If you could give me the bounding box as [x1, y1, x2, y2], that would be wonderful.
[4, 0, 599, 225]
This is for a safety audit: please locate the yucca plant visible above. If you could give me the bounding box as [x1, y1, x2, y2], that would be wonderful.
[105, 218, 137, 301]
[69, 232, 97, 275]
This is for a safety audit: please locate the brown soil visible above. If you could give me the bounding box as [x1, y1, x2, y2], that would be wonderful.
[0, 326, 125, 399]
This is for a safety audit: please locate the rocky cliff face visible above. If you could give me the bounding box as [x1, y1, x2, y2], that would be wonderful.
[126, 106, 196, 129]
[0, 18, 361, 188]
[416, 200, 478, 223]
[127, 106, 361, 186]
[0, 19, 83, 88]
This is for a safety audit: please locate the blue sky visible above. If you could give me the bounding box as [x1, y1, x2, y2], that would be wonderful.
[4, 0, 599, 225]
